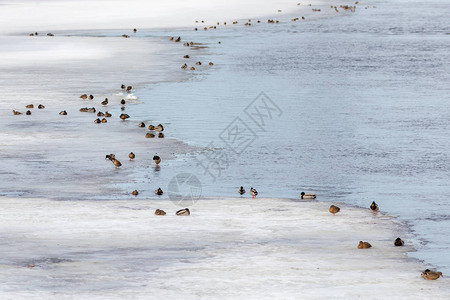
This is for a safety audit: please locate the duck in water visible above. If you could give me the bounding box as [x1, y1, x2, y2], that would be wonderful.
[132, 190, 139, 196]
[153, 155, 161, 165]
[129, 152, 135, 160]
[155, 188, 163, 195]
[120, 113, 130, 120]
[300, 192, 316, 199]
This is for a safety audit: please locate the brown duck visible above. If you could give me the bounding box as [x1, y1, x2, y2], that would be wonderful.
[421, 269, 443, 280]
[155, 209, 166, 215]
[120, 113, 130, 120]
[129, 152, 135, 160]
[329, 205, 340, 215]
[358, 241, 372, 249]
[394, 237, 404, 246]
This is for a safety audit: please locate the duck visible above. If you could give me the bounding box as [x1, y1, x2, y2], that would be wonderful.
[148, 125, 155, 130]
[169, 37, 174, 41]
[175, 37, 181, 42]
[122, 34, 130, 38]
[176, 208, 190, 216]
[238, 186, 246, 195]
[153, 155, 161, 165]
[209, 62, 214, 66]
[112, 158, 122, 167]
[370, 201, 379, 214]
[394, 237, 404, 246]
[89, 95, 94, 100]
[133, 28, 137, 33]
[357, 241, 372, 249]
[126, 86, 132, 92]
[300, 192, 316, 199]
[80, 94, 88, 100]
[155, 188, 163, 195]
[80, 107, 96, 113]
[195, 61, 202, 65]
[250, 187, 258, 198]
[421, 269, 443, 280]
[94, 118, 101, 124]
[132, 190, 139, 196]
[105, 153, 115, 160]
[181, 64, 188, 70]
[26, 104, 34, 108]
[101, 118, 107, 123]
[38, 104, 45, 109]
[155, 124, 164, 132]
[155, 209, 166, 215]
[120, 114, 130, 120]
[101, 98, 108, 105]
[121, 84, 126, 89]
[120, 99, 126, 105]
[138, 122, 146, 128]
[12, 110, 22, 115]
[26, 110, 31, 115]
[129, 152, 135, 160]
[190, 67, 195, 70]
[329, 205, 340, 215]
[145, 132, 155, 138]
[158, 132, 165, 138]
[59, 110, 67, 115]
[104, 112, 112, 117]
[97, 111, 104, 117]
[184, 55, 190, 58]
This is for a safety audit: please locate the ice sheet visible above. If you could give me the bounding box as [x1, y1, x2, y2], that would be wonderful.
[0, 197, 448, 299]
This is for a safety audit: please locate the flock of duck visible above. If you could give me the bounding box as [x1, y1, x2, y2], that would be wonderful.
[240, 186, 442, 279]
[21, 6, 439, 281]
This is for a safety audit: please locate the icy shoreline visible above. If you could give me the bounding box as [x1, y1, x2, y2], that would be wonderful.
[0, 197, 448, 299]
